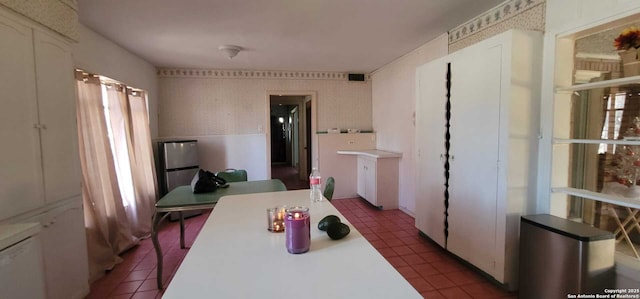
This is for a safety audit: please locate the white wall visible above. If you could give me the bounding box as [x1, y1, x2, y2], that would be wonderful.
[370, 34, 449, 215]
[158, 75, 372, 179]
[72, 24, 159, 138]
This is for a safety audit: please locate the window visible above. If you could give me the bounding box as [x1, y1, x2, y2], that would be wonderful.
[551, 17, 640, 262]
[101, 84, 136, 208]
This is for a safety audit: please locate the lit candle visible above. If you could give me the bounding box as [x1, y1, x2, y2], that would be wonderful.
[284, 206, 310, 254]
[267, 206, 286, 232]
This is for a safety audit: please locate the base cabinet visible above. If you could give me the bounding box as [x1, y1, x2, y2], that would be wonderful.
[356, 156, 376, 204]
[415, 29, 542, 290]
[29, 199, 89, 299]
[356, 155, 400, 210]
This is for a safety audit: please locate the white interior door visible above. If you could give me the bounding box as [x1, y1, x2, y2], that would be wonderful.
[447, 44, 502, 275]
[414, 57, 449, 247]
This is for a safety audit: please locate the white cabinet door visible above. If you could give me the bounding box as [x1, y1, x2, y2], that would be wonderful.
[447, 44, 502, 276]
[357, 157, 366, 198]
[0, 236, 46, 299]
[32, 199, 89, 299]
[356, 157, 377, 206]
[0, 15, 43, 221]
[33, 30, 81, 204]
[364, 158, 377, 206]
[414, 57, 449, 247]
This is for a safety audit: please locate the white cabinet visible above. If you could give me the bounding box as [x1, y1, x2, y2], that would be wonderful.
[26, 199, 89, 299]
[349, 151, 401, 210]
[357, 156, 377, 204]
[0, 12, 43, 220]
[0, 9, 80, 221]
[415, 29, 542, 290]
[33, 30, 81, 204]
[447, 43, 502, 276]
[0, 223, 46, 299]
[0, 7, 88, 299]
[415, 54, 450, 248]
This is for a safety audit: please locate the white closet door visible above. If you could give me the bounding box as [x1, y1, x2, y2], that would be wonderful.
[33, 30, 81, 204]
[447, 44, 502, 275]
[0, 14, 43, 220]
[415, 57, 448, 247]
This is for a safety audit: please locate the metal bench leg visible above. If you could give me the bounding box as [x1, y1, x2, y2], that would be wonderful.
[152, 211, 171, 289]
[179, 211, 186, 249]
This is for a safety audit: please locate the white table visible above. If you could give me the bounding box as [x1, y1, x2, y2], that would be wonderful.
[162, 190, 421, 299]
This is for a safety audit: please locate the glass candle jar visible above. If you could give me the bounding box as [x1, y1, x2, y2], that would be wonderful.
[284, 206, 310, 254]
[267, 206, 286, 232]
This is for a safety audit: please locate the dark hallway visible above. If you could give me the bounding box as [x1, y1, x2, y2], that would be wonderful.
[271, 164, 309, 190]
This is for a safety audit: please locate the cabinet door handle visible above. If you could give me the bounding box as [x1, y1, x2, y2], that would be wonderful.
[40, 124, 46, 130]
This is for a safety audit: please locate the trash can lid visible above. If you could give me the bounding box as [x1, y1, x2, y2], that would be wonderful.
[521, 214, 614, 242]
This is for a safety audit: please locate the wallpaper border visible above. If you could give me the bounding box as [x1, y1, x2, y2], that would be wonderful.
[157, 68, 371, 81]
[448, 0, 545, 48]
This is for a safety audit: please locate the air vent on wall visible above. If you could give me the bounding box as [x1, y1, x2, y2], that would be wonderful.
[348, 73, 365, 81]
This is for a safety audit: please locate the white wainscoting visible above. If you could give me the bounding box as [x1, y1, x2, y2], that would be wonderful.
[157, 134, 269, 181]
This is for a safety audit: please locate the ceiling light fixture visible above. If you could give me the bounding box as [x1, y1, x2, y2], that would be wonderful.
[218, 45, 242, 59]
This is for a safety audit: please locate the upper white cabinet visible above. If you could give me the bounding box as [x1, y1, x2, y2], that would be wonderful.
[0, 13, 44, 220]
[415, 29, 542, 290]
[0, 10, 80, 221]
[33, 29, 81, 204]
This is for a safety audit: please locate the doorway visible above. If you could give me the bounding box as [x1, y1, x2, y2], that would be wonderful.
[268, 93, 315, 190]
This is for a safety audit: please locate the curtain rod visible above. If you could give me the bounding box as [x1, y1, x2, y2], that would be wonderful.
[75, 68, 145, 94]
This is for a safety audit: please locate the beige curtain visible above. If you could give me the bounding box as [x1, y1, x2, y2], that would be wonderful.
[126, 90, 158, 235]
[104, 86, 157, 237]
[75, 71, 137, 282]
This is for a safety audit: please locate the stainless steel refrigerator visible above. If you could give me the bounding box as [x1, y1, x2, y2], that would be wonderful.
[157, 140, 201, 220]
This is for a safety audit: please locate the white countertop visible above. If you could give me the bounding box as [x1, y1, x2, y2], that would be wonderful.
[163, 190, 420, 299]
[336, 149, 403, 158]
[0, 222, 41, 250]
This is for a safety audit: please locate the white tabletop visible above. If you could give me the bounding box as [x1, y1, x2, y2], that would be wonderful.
[162, 190, 421, 299]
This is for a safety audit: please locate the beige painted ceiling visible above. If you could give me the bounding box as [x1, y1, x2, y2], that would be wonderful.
[77, 0, 504, 72]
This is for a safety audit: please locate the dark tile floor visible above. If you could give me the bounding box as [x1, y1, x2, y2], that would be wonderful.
[84, 165, 517, 298]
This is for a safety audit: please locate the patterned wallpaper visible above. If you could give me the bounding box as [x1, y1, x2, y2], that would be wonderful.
[157, 69, 372, 137]
[0, 0, 78, 41]
[449, 0, 545, 52]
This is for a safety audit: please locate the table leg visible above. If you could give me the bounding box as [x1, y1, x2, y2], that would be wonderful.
[622, 208, 640, 235]
[179, 211, 185, 249]
[152, 211, 170, 289]
[609, 206, 640, 259]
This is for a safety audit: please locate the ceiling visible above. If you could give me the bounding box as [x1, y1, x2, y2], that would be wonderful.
[77, 0, 505, 73]
[576, 21, 640, 59]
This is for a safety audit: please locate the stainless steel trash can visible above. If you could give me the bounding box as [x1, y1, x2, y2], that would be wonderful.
[519, 214, 615, 299]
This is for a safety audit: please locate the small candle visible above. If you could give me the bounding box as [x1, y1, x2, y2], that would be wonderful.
[284, 206, 310, 254]
[267, 206, 286, 232]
